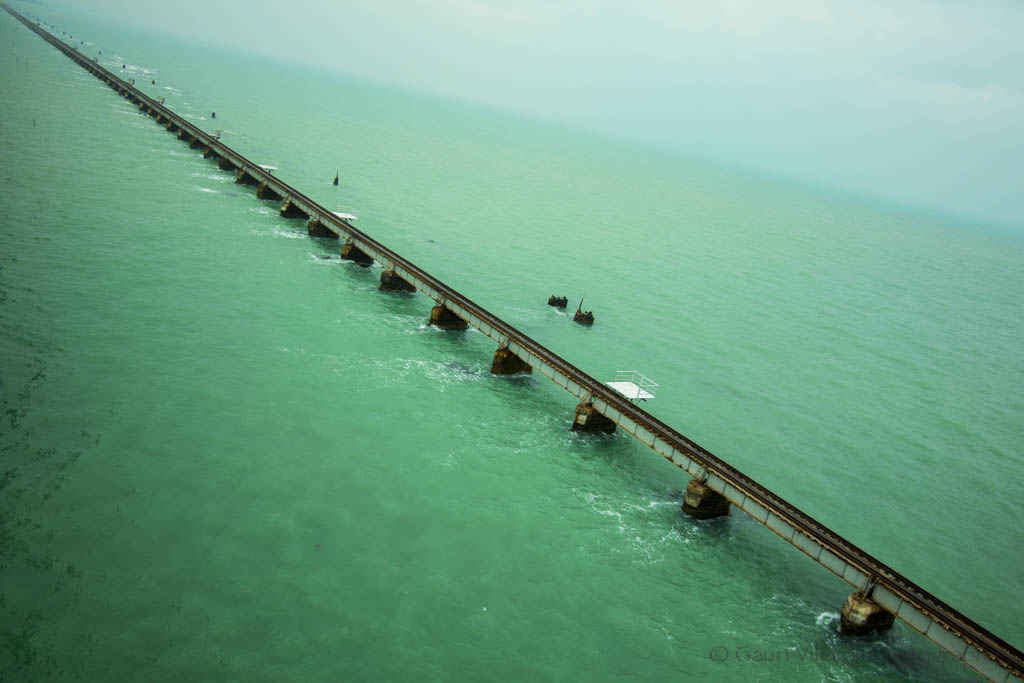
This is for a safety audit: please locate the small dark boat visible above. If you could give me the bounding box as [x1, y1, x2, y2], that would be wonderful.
[547, 295, 567, 308]
[333, 171, 339, 186]
[573, 299, 594, 325]
[211, 111, 216, 119]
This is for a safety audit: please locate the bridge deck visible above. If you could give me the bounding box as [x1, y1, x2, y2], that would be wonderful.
[4, 5, 1021, 681]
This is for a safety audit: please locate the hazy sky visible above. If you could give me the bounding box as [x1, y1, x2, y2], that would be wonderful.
[45, 0, 1024, 228]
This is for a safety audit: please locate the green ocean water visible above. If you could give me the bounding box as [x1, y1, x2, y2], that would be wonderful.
[2, 5, 1023, 682]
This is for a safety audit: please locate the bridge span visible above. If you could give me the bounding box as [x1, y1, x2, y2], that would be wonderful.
[5, 5, 1021, 681]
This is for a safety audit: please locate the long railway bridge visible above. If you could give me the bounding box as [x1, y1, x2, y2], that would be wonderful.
[5, 5, 1021, 681]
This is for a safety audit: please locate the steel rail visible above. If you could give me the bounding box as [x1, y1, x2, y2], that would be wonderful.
[6, 5, 1021, 680]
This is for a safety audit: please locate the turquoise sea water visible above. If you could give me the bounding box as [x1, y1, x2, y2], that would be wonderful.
[2, 6, 1023, 682]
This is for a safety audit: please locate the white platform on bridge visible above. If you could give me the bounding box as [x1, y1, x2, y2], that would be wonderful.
[606, 381, 655, 400]
[605, 371, 658, 401]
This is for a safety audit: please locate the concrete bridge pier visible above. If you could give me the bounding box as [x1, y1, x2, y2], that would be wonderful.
[491, 346, 531, 375]
[429, 303, 468, 330]
[256, 181, 282, 201]
[307, 218, 338, 238]
[379, 269, 415, 293]
[235, 169, 259, 185]
[280, 199, 308, 219]
[840, 587, 895, 636]
[681, 478, 730, 519]
[218, 157, 237, 172]
[166, 120, 179, 133]
[203, 147, 218, 160]
[340, 241, 374, 267]
[571, 401, 616, 433]
[177, 128, 192, 142]
[189, 136, 204, 149]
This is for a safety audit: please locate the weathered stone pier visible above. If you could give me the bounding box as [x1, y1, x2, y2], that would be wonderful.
[307, 218, 337, 239]
[280, 199, 308, 219]
[340, 241, 373, 267]
[379, 269, 416, 293]
[256, 181, 282, 201]
[235, 168, 259, 186]
[681, 478, 731, 519]
[841, 588, 897, 636]
[491, 346, 531, 375]
[571, 401, 616, 433]
[429, 303, 468, 331]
